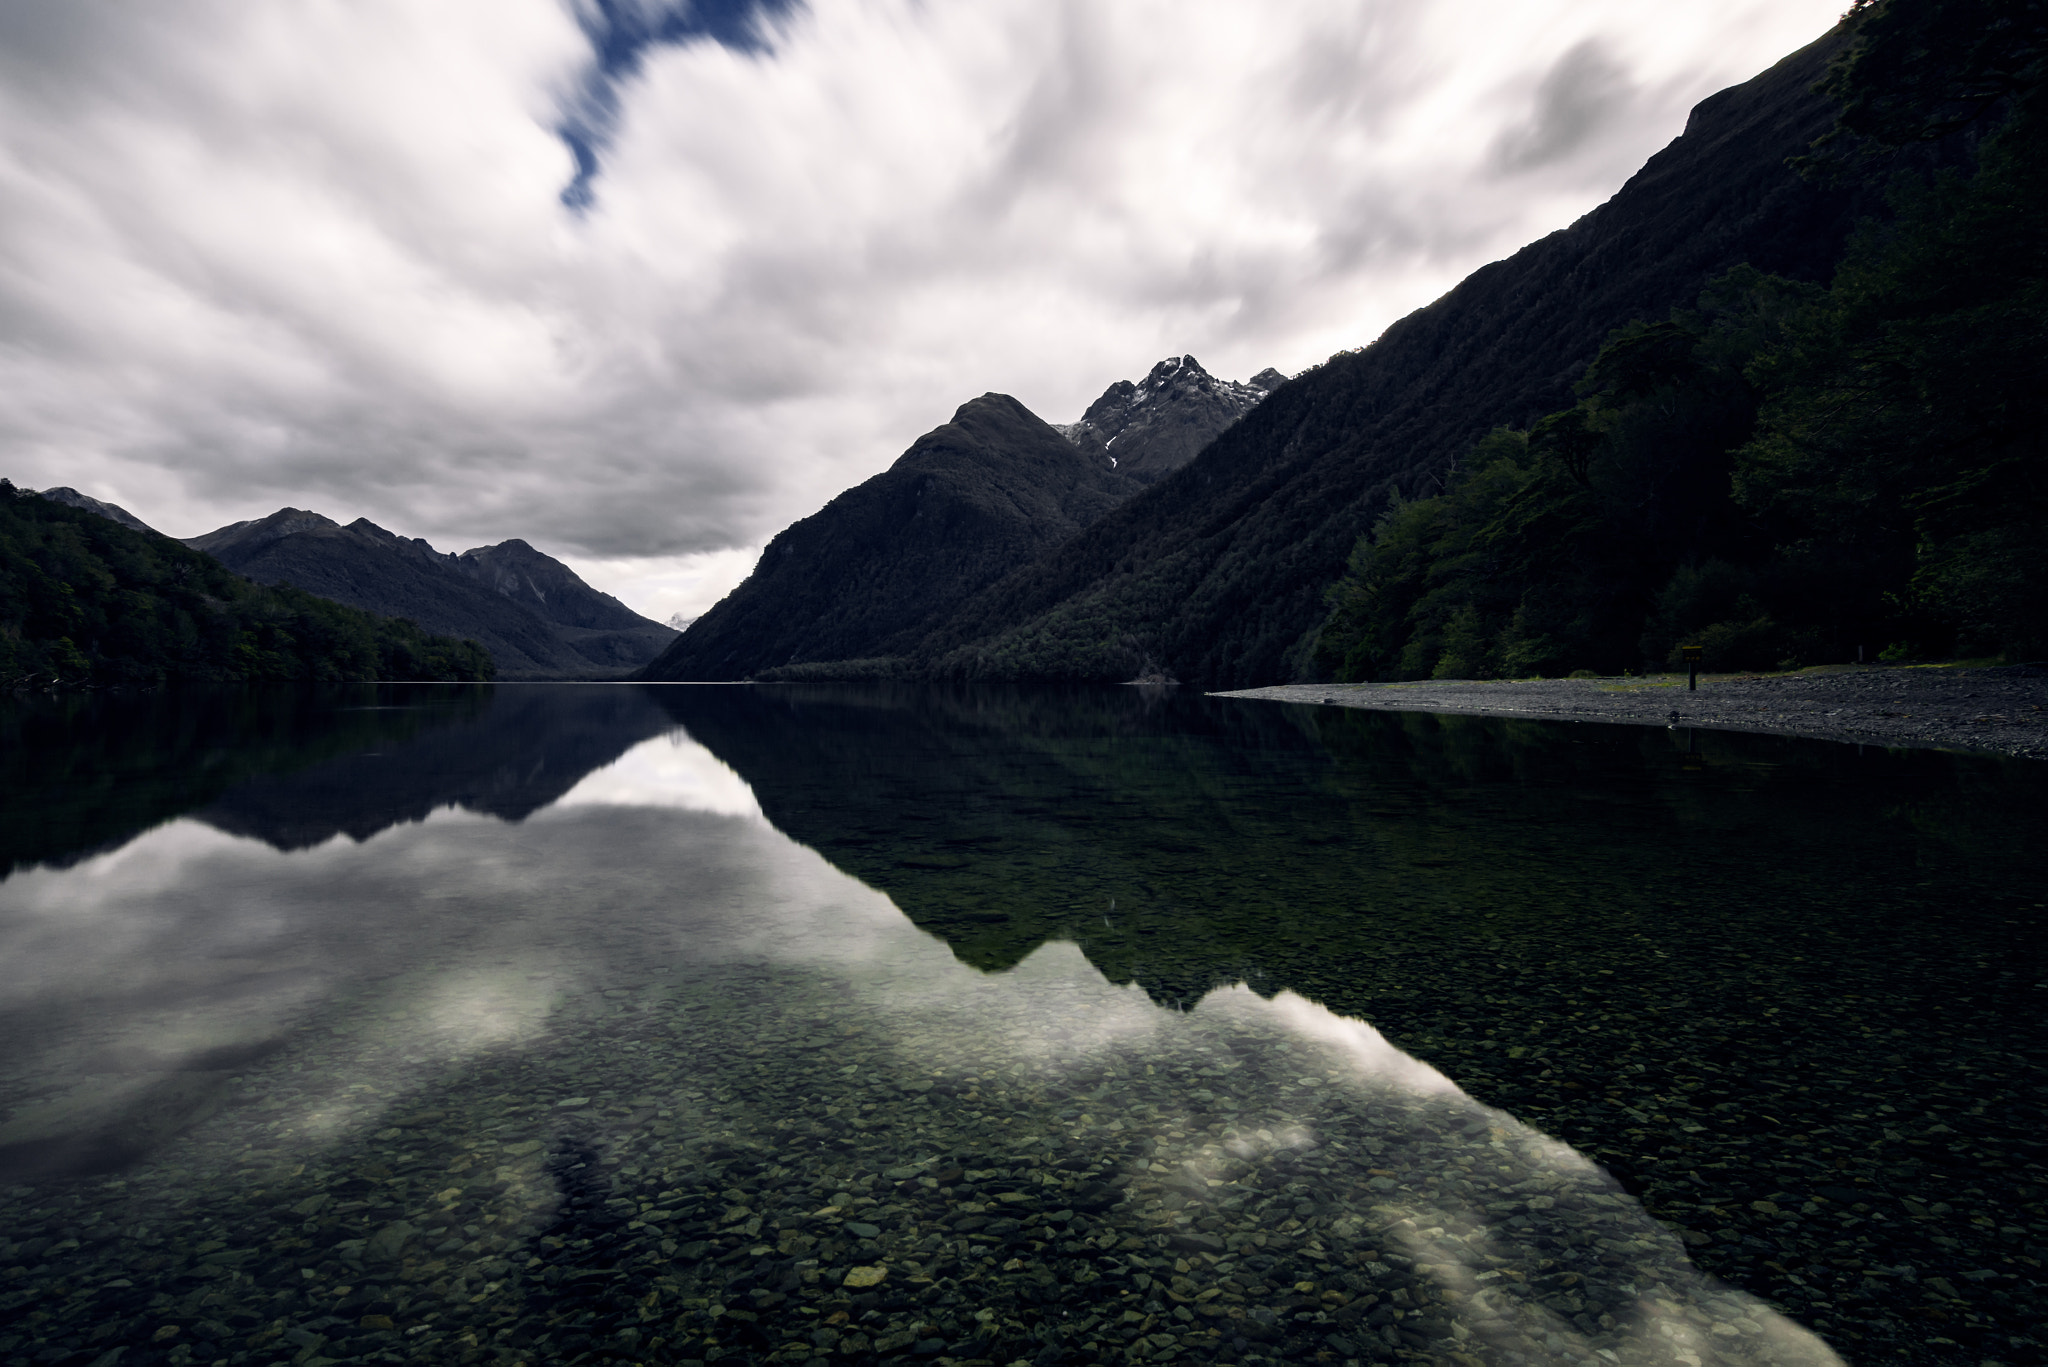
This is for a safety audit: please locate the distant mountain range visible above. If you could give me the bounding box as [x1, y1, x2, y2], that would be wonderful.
[5, 484, 492, 686]
[646, 25, 1918, 688]
[185, 510, 675, 679]
[639, 358, 1278, 682]
[31, 486, 675, 679]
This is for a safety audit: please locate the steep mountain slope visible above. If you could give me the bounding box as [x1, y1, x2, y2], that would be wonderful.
[1056, 356, 1284, 484]
[186, 511, 674, 678]
[916, 27, 1894, 689]
[639, 394, 1140, 681]
[34, 486, 158, 536]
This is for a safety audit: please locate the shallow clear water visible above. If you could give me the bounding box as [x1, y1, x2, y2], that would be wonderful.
[1, 683, 2042, 1367]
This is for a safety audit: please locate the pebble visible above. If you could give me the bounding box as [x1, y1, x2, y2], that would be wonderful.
[1222, 662, 2048, 760]
[0, 958, 1847, 1367]
[2, 681, 2041, 1367]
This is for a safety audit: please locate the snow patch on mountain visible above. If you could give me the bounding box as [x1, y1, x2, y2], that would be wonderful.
[1055, 356, 1285, 485]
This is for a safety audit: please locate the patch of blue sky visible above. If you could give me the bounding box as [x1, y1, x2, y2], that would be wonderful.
[558, 0, 802, 209]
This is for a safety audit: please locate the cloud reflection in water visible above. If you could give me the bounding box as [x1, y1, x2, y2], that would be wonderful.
[0, 726, 1839, 1366]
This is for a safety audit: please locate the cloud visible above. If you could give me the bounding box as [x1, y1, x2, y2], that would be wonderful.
[1490, 38, 1636, 173]
[555, 0, 799, 208]
[0, 0, 1844, 616]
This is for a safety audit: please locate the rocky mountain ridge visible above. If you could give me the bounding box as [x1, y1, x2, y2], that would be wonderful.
[1055, 355, 1284, 484]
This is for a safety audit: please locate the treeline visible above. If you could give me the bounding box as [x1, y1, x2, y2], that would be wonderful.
[1, 482, 494, 685]
[1317, 0, 2046, 679]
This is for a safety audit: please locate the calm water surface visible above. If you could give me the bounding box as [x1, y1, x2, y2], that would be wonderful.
[1, 684, 2042, 1367]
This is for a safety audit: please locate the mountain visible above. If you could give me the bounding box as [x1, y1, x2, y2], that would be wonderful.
[0, 481, 492, 688]
[637, 393, 1143, 681]
[451, 537, 678, 670]
[185, 511, 674, 679]
[903, 26, 1908, 689]
[33, 486, 158, 535]
[1055, 356, 1285, 484]
[640, 358, 1283, 682]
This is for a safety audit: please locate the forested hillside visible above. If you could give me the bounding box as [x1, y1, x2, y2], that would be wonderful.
[0, 481, 494, 685]
[898, 26, 1890, 688]
[641, 394, 1141, 681]
[188, 509, 673, 678]
[1317, 0, 2047, 678]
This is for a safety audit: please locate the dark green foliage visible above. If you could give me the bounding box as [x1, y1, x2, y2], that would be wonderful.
[901, 29, 1889, 688]
[1315, 30, 2048, 677]
[1315, 284, 1789, 680]
[1814, 0, 2048, 150]
[0, 483, 494, 685]
[1742, 86, 2048, 659]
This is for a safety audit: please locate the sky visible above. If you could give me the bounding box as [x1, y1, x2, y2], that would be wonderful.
[0, 0, 1847, 623]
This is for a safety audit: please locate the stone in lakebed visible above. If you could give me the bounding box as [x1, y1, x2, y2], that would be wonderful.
[555, 1097, 591, 1109]
[363, 1222, 415, 1265]
[846, 1221, 882, 1238]
[843, 1265, 888, 1288]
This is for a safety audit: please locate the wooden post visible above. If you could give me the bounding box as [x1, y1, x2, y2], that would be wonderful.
[1681, 645, 1703, 692]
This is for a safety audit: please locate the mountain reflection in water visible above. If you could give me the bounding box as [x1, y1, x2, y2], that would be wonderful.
[0, 682, 2038, 1367]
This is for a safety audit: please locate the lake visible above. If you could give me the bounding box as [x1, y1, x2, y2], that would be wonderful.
[1, 683, 2042, 1367]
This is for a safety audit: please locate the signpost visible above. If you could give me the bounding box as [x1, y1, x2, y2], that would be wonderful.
[1682, 644, 1703, 692]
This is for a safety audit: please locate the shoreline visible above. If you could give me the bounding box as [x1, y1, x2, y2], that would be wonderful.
[1214, 661, 2048, 761]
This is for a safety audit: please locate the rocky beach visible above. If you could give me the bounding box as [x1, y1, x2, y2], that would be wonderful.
[1216, 664, 2048, 761]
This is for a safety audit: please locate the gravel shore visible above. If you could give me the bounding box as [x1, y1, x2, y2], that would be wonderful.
[1216, 662, 2048, 761]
